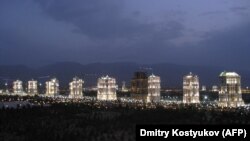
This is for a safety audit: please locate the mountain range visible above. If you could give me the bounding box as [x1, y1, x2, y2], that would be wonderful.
[0, 62, 250, 88]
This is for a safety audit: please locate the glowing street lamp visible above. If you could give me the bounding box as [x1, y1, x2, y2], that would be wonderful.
[5, 82, 8, 93]
[204, 95, 208, 101]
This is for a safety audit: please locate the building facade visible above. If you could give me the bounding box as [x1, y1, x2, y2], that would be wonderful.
[218, 71, 244, 107]
[97, 75, 117, 100]
[183, 72, 200, 104]
[69, 77, 84, 98]
[130, 72, 148, 101]
[13, 80, 23, 94]
[28, 79, 38, 95]
[147, 74, 161, 102]
[45, 78, 59, 96]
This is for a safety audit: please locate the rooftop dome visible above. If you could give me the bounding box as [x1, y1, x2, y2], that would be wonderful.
[219, 71, 239, 77]
[148, 74, 157, 78]
[184, 72, 198, 78]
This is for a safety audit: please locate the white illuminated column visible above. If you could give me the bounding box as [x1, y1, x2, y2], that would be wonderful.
[201, 85, 206, 91]
[69, 77, 84, 98]
[45, 78, 59, 96]
[218, 71, 244, 107]
[28, 79, 38, 95]
[13, 80, 23, 95]
[121, 81, 128, 92]
[97, 75, 117, 101]
[183, 72, 200, 104]
[147, 74, 161, 102]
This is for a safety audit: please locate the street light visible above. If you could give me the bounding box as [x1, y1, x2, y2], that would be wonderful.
[38, 83, 43, 95]
[204, 95, 208, 101]
[5, 82, 8, 93]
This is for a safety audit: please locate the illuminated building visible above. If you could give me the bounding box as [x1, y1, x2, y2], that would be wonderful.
[45, 78, 59, 96]
[97, 75, 117, 100]
[147, 74, 161, 102]
[69, 77, 83, 98]
[183, 72, 200, 104]
[13, 80, 24, 95]
[212, 85, 218, 92]
[121, 81, 128, 92]
[218, 71, 244, 107]
[201, 85, 206, 91]
[28, 79, 38, 95]
[131, 72, 148, 101]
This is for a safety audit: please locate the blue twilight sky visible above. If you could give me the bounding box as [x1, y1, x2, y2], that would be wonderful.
[0, 0, 250, 70]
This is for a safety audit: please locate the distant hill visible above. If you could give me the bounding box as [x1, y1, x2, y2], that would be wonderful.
[0, 62, 250, 88]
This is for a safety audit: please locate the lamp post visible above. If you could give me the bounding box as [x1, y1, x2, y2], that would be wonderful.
[204, 95, 208, 102]
[5, 82, 8, 94]
[39, 83, 42, 95]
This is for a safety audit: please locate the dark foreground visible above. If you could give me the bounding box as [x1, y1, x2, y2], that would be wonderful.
[0, 96, 250, 141]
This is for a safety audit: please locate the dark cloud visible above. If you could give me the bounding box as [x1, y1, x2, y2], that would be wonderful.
[199, 11, 226, 16]
[230, 6, 248, 12]
[182, 22, 250, 70]
[0, 0, 185, 66]
[34, 0, 162, 39]
[0, 0, 249, 70]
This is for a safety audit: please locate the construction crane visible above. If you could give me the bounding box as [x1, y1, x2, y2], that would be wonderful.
[37, 76, 50, 79]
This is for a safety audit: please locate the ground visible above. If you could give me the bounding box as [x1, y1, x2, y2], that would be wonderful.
[0, 96, 249, 141]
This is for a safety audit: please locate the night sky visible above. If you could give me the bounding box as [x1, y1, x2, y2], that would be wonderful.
[0, 0, 250, 70]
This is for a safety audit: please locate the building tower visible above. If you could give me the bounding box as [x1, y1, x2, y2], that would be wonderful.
[218, 71, 244, 107]
[69, 77, 84, 98]
[28, 79, 38, 95]
[201, 85, 206, 91]
[45, 78, 59, 96]
[147, 74, 161, 102]
[130, 72, 148, 101]
[121, 81, 128, 92]
[97, 75, 117, 100]
[13, 80, 23, 95]
[183, 72, 200, 104]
